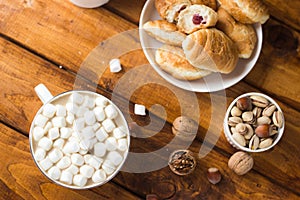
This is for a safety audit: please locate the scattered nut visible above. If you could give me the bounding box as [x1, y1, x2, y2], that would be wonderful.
[228, 151, 254, 175]
[168, 150, 196, 176]
[207, 167, 222, 184]
[172, 116, 198, 140]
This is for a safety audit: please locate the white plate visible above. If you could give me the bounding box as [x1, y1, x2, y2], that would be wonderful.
[139, 0, 263, 92]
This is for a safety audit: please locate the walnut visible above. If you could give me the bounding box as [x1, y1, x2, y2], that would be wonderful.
[228, 151, 254, 175]
[168, 150, 196, 176]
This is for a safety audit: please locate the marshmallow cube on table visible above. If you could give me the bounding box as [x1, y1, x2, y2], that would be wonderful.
[134, 104, 146, 116]
[109, 59, 122, 73]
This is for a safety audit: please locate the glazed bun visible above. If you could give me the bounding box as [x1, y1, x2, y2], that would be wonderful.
[182, 28, 239, 74]
[218, 0, 269, 24]
[216, 7, 257, 59]
[177, 5, 218, 34]
[155, 45, 212, 80]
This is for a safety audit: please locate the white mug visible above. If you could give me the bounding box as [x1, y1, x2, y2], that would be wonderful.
[70, 0, 109, 8]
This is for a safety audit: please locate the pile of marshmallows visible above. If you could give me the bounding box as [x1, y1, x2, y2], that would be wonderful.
[31, 92, 128, 188]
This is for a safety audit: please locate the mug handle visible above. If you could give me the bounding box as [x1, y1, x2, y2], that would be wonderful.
[34, 84, 54, 105]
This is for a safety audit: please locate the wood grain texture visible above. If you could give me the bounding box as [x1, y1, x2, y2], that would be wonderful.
[1, 32, 300, 198]
[0, 123, 140, 200]
[0, 0, 299, 109]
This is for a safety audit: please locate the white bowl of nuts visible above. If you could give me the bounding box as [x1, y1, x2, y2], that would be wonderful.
[224, 92, 284, 152]
[29, 84, 130, 189]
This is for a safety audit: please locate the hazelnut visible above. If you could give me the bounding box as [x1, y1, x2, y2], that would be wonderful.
[255, 124, 271, 138]
[207, 167, 222, 184]
[172, 116, 198, 140]
[228, 151, 254, 175]
[236, 97, 252, 111]
[146, 194, 159, 200]
[168, 150, 196, 176]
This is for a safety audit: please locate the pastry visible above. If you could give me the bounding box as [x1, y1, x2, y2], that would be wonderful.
[218, 0, 269, 24]
[143, 20, 187, 46]
[216, 7, 257, 59]
[155, 0, 191, 23]
[177, 5, 218, 34]
[190, 0, 217, 10]
[182, 28, 239, 74]
[155, 45, 212, 80]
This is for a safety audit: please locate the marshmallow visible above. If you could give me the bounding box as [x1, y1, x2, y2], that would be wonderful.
[34, 148, 46, 161]
[117, 138, 128, 151]
[107, 151, 123, 166]
[102, 160, 115, 175]
[104, 137, 117, 151]
[134, 104, 146, 116]
[96, 127, 108, 142]
[48, 166, 61, 180]
[56, 156, 72, 169]
[95, 96, 108, 107]
[56, 105, 67, 117]
[73, 118, 85, 131]
[48, 148, 63, 163]
[60, 127, 72, 139]
[60, 170, 73, 185]
[92, 169, 107, 183]
[43, 104, 56, 118]
[82, 96, 95, 109]
[71, 153, 84, 166]
[109, 58, 122, 73]
[33, 126, 44, 141]
[94, 142, 106, 157]
[70, 92, 84, 105]
[88, 156, 103, 169]
[79, 149, 88, 155]
[66, 113, 75, 125]
[48, 127, 60, 140]
[63, 141, 80, 154]
[80, 165, 95, 178]
[92, 122, 101, 131]
[43, 122, 53, 133]
[51, 117, 66, 128]
[76, 106, 89, 118]
[93, 107, 106, 122]
[39, 157, 53, 171]
[90, 137, 98, 148]
[35, 114, 48, 128]
[84, 154, 92, 164]
[84, 110, 96, 126]
[79, 138, 90, 151]
[38, 137, 53, 151]
[80, 126, 94, 140]
[102, 119, 116, 133]
[113, 127, 127, 139]
[66, 102, 79, 114]
[69, 135, 80, 142]
[53, 138, 65, 149]
[105, 104, 118, 119]
[73, 174, 87, 187]
[65, 164, 79, 175]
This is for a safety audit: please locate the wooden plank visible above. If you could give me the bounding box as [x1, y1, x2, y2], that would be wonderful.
[1, 32, 300, 198]
[104, 0, 300, 31]
[0, 123, 140, 200]
[0, 0, 299, 108]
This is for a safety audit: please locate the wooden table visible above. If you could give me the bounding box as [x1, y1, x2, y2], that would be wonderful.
[0, 0, 299, 199]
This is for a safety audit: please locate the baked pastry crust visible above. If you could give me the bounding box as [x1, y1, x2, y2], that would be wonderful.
[155, 0, 191, 23]
[218, 0, 269, 24]
[177, 5, 218, 34]
[143, 20, 187, 46]
[155, 45, 212, 80]
[182, 28, 239, 74]
[190, 0, 217, 10]
[216, 7, 257, 59]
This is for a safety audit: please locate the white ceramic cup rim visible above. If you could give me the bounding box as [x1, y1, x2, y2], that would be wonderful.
[223, 92, 285, 153]
[29, 84, 130, 189]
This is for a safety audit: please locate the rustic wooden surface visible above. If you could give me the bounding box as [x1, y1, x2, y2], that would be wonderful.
[0, 0, 300, 199]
